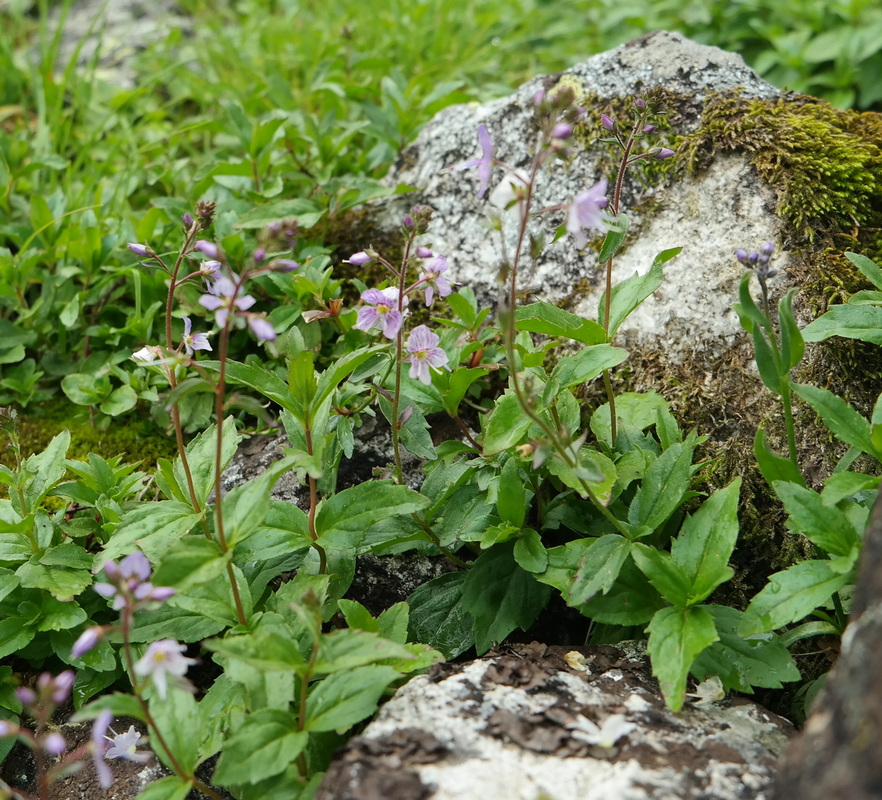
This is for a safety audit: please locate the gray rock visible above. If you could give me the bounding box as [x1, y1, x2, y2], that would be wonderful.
[378, 30, 787, 365]
[317, 642, 792, 800]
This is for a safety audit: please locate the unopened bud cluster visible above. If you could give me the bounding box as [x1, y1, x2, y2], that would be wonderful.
[600, 89, 675, 161]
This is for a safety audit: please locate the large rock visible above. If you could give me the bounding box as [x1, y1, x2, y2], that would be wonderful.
[317, 642, 792, 800]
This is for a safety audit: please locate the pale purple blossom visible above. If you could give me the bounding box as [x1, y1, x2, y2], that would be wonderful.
[199, 260, 222, 279]
[91, 710, 114, 790]
[418, 254, 452, 307]
[198, 274, 256, 327]
[354, 287, 405, 339]
[181, 317, 212, 356]
[346, 251, 373, 266]
[38, 671, 75, 704]
[406, 325, 448, 385]
[600, 114, 615, 131]
[273, 258, 299, 272]
[127, 243, 153, 258]
[552, 122, 573, 139]
[566, 179, 608, 249]
[105, 725, 151, 763]
[94, 552, 174, 611]
[72, 626, 104, 658]
[654, 147, 675, 159]
[247, 314, 277, 342]
[43, 732, 67, 755]
[194, 240, 219, 260]
[452, 124, 494, 199]
[134, 640, 197, 700]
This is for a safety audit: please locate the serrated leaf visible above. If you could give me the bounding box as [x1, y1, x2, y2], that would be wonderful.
[461, 542, 551, 654]
[550, 345, 628, 389]
[482, 392, 532, 455]
[670, 479, 741, 603]
[628, 441, 693, 531]
[98, 502, 203, 564]
[305, 665, 399, 732]
[601, 247, 678, 338]
[738, 560, 854, 636]
[793, 382, 878, 457]
[514, 302, 606, 345]
[513, 529, 547, 573]
[313, 629, 414, 675]
[206, 632, 306, 672]
[175, 417, 242, 509]
[568, 534, 631, 605]
[407, 572, 474, 659]
[754, 428, 805, 487]
[646, 605, 719, 711]
[580, 556, 665, 625]
[773, 481, 860, 556]
[631, 545, 693, 607]
[152, 536, 227, 592]
[213, 709, 307, 786]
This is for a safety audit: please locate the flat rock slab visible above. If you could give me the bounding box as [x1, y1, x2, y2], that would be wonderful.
[317, 642, 792, 800]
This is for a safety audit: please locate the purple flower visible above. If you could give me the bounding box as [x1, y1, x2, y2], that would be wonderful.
[416, 246, 433, 258]
[452, 124, 494, 199]
[182, 212, 194, 229]
[134, 640, 197, 700]
[654, 148, 675, 159]
[273, 258, 299, 272]
[418, 254, 453, 307]
[194, 240, 220, 260]
[43, 732, 67, 755]
[127, 243, 154, 258]
[552, 122, 573, 139]
[253, 248, 266, 264]
[200, 260, 222, 279]
[642, 124, 656, 133]
[346, 251, 373, 266]
[566, 179, 609, 249]
[181, 317, 212, 356]
[247, 314, 277, 342]
[94, 552, 174, 611]
[354, 287, 405, 339]
[72, 626, 104, 658]
[16, 687, 36, 707]
[38, 670, 75, 704]
[91, 710, 114, 790]
[105, 725, 151, 764]
[406, 325, 449, 385]
[600, 114, 615, 131]
[735, 249, 749, 263]
[198, 275, 256, 327]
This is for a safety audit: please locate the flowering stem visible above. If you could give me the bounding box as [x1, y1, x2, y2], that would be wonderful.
[303, 424, 328, 573]
[213, 298, 248, 627]
[391, 237, 415, 484]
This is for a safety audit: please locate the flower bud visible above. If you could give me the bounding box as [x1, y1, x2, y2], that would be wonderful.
[402, 214, 414, 228]
[654, 148, 675, 159]
[128, 243, 154, 258]
[43, 733, 67, 755]
[600, 114, 615, 131]
[182, 212, 194, 229]
[16, 687, 36, 707]
[346, 251, 373, 266]
[253, 248, 266, 264]
[642, 124, 656, 133]
[635, 97, 646, 109]
[273, 259, 299, 273]
[552, 122, 573, 140]
[761, 241, 775, 256]
[417, 247, 433, 258]
[194, 241, 220, 260]
[735, 249, 749, 263]
[72, 626, 104, 658]
[533, 90, 545, 107]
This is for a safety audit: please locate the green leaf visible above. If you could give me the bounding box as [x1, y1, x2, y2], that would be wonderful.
[597, 212, 630, 262]
[631, 545, 693, 607]
[132, 776, 192, 800]
[206, 632, 306, 672]
[99, 502, 203, 563]
[514, 302, 606, 345]
[442, 367, 490, 417]
[691, 606, 800, 693]
[152, 536, 228, 592]
[482, 392, 531, 455]
[315, 481, 429, 550]
[99, 385, 138, 416]
[568, 534, 631, 605]
[461, 542, 551, 654]
[821, 472, 880, 505]
[497, 457, 525, 528]
[778, 290, 804, 371]
[129, 604, 226, 644]
[792, 383, 878, 457]
[646, 605, 719, 711]
[176, 417, 242, 509]
[0, 617, 36, 659]
[305, 665, 399, 732]
[16, 558, 92, 602]
[590, 391, 674, 448]
[601, 247, 678, 338]
[579, 556, 665, 625]
[147, 689, 203, 773]
[670, 479, 741, 604]
[513, 529, 547, 573]
[224, 455, 302, 546]
[213, 709, 307, 786]
[773, 481, 860, 556]
[628, 441, 693, 531]
[550, 345, 629, 389]
[234, 199, 325, 231]
[801, 305, 882, 345]
[314, 628, 414, 674]
[407, 572, 474, 659]
[753, 428, 805, 487]
[846, 251, 882, 290]
[738, 560, 854, 636]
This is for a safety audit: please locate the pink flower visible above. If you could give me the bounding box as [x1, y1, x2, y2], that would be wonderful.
[452, 124, 494, 199]
[418, 253, 452, 307]
[198, 274, 256, 327]
[406, 325, 448, 385]
[566, 179, 608, 249]
[194, 240, 220, 260]
[105, 725, 151, 764]
[181, 316, 212, 356]
[247, 314, 277, 342]
[72, 626, 104, 658]
[354, 287, 406, 339]
[134, 639, 197, 700]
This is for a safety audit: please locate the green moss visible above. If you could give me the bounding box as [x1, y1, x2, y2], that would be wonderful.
[681, 94, 882, 304]
[1, 401, 178, 474]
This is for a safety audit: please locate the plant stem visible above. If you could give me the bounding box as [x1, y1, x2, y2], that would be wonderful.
[303, 424, 328, 573]
[390, 237, 415, 484]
